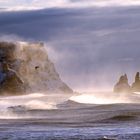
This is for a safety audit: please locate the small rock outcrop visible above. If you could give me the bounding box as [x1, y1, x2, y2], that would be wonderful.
[131, 72, 140, 92]
[0, 41, 73, 95]
[114, 74, 131, 93]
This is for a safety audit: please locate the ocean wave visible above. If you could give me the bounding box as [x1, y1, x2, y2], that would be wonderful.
[0, 92, 140, 120]
[0, 92, 72, 119]
[70, 92, 140, 104]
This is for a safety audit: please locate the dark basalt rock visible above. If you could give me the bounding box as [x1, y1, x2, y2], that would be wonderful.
[0, 62, 25, 94]
[131, 72, 140, 92]
[0, 42, 24, 94]
[0, 41, 73, 95]
[114, 74, 131, 93]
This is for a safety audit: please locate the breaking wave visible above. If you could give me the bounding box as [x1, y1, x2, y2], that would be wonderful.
[0, 91, 140, 119]
[70, 91, 140, 104]
[0, 92, 72, 119]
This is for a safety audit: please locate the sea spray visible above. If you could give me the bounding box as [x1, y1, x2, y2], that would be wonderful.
[70, 92, 139, 104]
[0, 93, 72, 118]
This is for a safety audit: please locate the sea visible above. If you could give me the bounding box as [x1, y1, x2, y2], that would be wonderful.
[0, 91, 140, 140]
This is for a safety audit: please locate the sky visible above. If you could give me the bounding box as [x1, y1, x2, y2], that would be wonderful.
[0, 1, 140, 92]
[1, 0, 140, 10]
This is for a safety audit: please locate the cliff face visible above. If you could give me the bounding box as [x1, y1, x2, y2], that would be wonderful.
[0, 42, 73, 94]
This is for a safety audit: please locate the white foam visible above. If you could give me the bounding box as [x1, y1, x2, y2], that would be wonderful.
[25, 100, 57, 110]
[134, 92, 140, 95]
[0, 93, 72, 118]
[70, 92, 137, 104]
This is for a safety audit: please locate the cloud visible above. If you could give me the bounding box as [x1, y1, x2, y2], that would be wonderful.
[70, 0, 140, 7]
[0, 0, 69, 11]
[1, 0, 140, 11]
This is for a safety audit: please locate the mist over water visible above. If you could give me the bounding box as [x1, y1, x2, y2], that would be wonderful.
[0, 92, 72, 119]
[0, 90, 140, 119]
[70, 92, 138, 104]
[1, 91, 140, 139]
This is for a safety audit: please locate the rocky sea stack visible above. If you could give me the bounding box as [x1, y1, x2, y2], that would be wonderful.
[114, 72, 140, 93]
[114, 74, 131, 93]
[131, 72, 140, 92]
[0, 42, 73, 95]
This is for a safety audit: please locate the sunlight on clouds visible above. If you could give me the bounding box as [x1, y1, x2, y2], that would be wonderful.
[32, 0, 68, 7]
[1, 0, 140, 11]
[71, 0, 140, 7]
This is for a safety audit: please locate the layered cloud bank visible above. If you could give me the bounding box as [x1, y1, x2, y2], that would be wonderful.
[1, 0, 140, 11]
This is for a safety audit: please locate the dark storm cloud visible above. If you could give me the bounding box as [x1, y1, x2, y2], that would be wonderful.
[0, 7, 140, 91]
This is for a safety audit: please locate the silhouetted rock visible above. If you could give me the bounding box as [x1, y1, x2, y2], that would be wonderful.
[131, 72, 140, 92]
[114, 74, 131, 93]
[0, 41, 73, 95]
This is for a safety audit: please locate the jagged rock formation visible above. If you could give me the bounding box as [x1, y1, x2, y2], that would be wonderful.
[114, 74, 131, 93]
[131, 72, 140, 92]
[0, 41, 73, 94]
